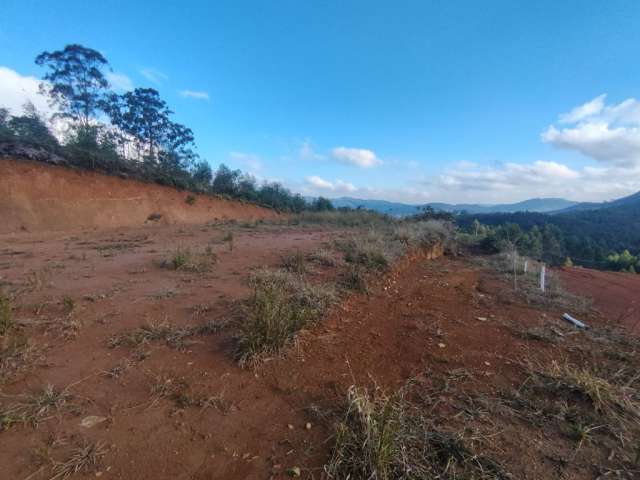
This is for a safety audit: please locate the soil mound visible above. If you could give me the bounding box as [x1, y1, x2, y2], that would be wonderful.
[0, 158, 278, 233]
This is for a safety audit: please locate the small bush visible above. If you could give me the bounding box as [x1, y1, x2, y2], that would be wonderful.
[185, 194, 197, 205]
[222, 231, 234, 251]
[147, 212, 162, 222]
[0, 384, 73, 430]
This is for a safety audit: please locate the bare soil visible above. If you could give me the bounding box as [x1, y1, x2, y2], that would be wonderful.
[0, 158, 278, 234]
[559, 266, 640, 333]
[0, 223, 638, 479]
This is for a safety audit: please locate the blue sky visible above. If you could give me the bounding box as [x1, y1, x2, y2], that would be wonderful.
[2, 1, 640, 203]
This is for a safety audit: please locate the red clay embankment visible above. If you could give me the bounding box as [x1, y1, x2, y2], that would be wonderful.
[0, 158, 279, 234]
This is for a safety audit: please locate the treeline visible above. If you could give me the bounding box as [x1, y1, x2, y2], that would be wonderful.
[0, 44, 332, 213]
[461, 214, 640, 273]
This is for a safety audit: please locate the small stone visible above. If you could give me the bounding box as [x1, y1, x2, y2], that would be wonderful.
[287, 466, 301, 477]
[437, 343, 446, 348]
[484, 361, 491, 366]
[476, 317, 487, 322]
[80, 415, 108, 428]
[287, 424, 294, 430]
[305, 422, 311, 430]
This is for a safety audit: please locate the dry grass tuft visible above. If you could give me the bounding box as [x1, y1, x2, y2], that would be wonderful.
[325, 385, 509, 479]
[236, 268, 336, 365]
[0, 335, 45, 384]
[281, 250, 307, 274]
[50, 441, 108, 479]
[0, 293, 13, 335]
[0, 384, 74, 431]
[159, 246, 217, 272]
[108, 319, 226, 351]
[309, 248, 339, 267]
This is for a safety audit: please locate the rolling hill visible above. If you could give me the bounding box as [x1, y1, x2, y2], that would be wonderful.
[327, 196, 578, 216]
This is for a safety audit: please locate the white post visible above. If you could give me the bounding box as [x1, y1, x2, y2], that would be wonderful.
[524, 260, 528, 274]
[540, 264, 546, 292]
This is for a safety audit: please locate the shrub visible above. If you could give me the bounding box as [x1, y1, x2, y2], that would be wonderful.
[342, 265, 368, 293]
[185, 194, 197, 205]
[160, 246, 216, 272]
[310, 248, 339, 267]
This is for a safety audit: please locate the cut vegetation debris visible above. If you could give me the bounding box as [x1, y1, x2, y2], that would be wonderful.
[50, 441, 108, 480]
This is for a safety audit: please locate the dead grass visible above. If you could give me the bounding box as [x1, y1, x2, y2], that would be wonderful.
[325, 384, 509, 480]
[236, 268, 336, 365]
[108, 319, 226, 351]
[0, 334, 45, 384]
[281, 250, 307, 274]
[0, 293, 13, 335]
[309, 248, 339, 267]
[0, 384, 74, 431]
[159, 246, 217, 272]
[50, 441, 108, 479]
[341, 265, 369, 293]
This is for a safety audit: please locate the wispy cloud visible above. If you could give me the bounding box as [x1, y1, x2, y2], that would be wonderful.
[179, 89, 210, 100]
[331, 146, 382, 168]
[106, 71, 133, 92]
[305, 175, 356, 192]
[299, 140, 325, 161]
[139, 67, 168, 85]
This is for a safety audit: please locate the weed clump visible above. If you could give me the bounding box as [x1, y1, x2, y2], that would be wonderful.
[309, 248, 339, 267]
[326, 385, 509, 479]
[236, 268, 335, 365]
[51, 441, 108, 479]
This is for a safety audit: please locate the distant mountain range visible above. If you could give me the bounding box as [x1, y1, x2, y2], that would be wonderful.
[328, 196, 579, 216]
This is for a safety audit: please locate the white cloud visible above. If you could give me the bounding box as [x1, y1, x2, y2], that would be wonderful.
[331, 146, 382, 168]
[299, 140, 325, 161]
[543, 94, 640, 166]
[304, 175, 356, 193]
[139, 67, 168, 85]
[180, 89, 209, 100]
[106, 71, 133, 92]
[559, 94, 606, 123]
[0, 66, 51, 116]
[229, 151, 262, 172]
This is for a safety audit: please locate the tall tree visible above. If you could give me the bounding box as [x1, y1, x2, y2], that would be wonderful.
[105, 88, 171, 159]
[35, 44, 110, 127]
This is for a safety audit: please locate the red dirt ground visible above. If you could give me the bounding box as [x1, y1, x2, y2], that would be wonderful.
[2, 220, 636, 479]
[559, 266, 640, 333]
[0, 158, 278, 234]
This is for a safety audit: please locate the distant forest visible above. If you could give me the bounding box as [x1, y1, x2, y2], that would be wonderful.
[0, 44, 334, 213]
[458, 201, 640, 273]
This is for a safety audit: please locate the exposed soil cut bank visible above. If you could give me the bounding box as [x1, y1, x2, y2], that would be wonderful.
[0, 158, 278, 234]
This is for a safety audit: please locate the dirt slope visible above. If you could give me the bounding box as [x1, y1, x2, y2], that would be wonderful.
[0, 158, 278, 234]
